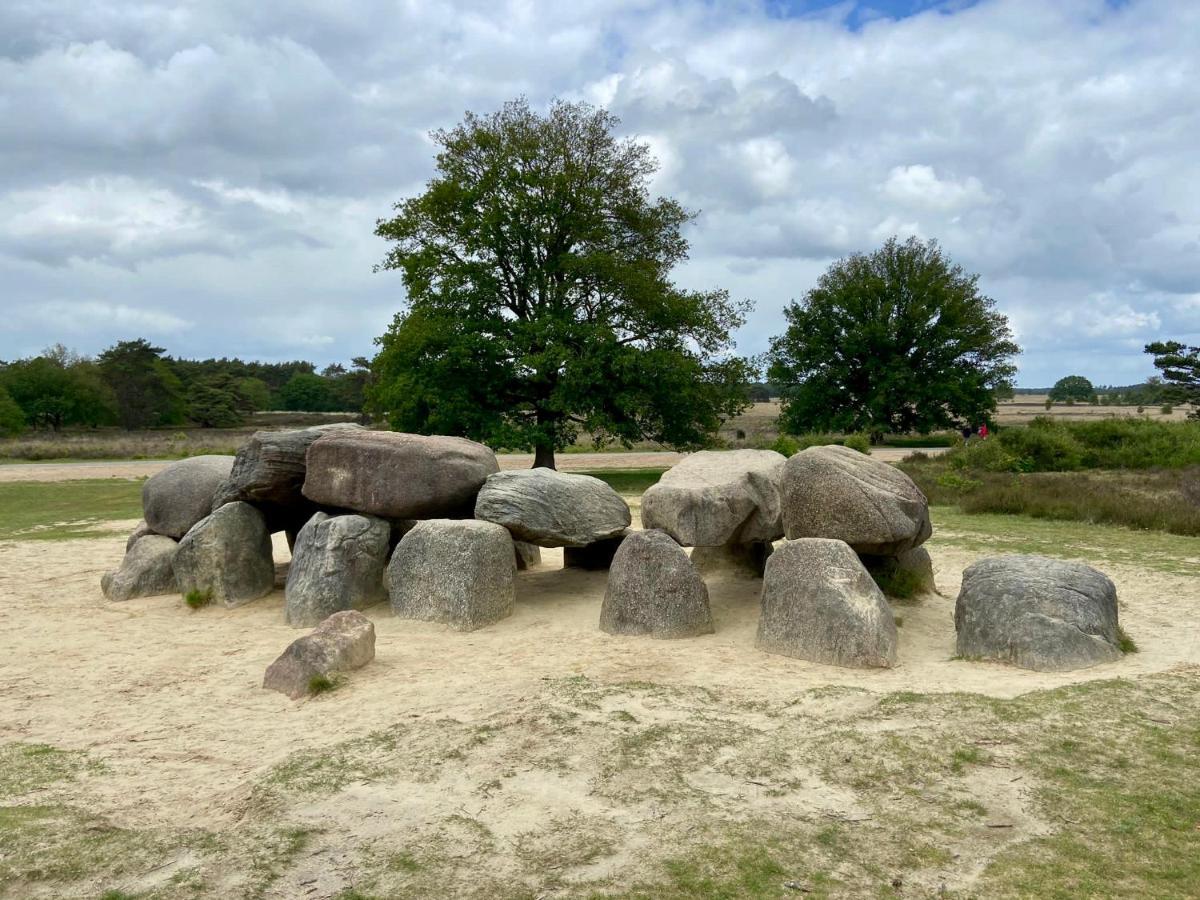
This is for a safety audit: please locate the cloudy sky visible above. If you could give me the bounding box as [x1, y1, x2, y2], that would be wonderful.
[1, 0, 1196, 386]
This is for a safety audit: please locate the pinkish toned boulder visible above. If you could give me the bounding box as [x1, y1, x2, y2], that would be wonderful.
[263, 610, 377, 700]
[302, 431, 498, 519]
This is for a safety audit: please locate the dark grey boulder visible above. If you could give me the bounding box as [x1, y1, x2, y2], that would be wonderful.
[474, 468, 631, 547]
[690, 541, 774, 579]
[142, 455, 235, 539]
[212, 423, 363, 531]
[781, 445, 931, 555]
[173, 501, 274, 608]
[284, 512, 391, 628]
[955, 555, 1123, 671]
[641, 450, 785, 546]
[263, 610, 376, 700]
[860, 547, 936, 597]
[302, 431, 498, 519]
[756, 538, 898, 668]
[101, 535, 179, 601]
[387, 520, 515, 631]
[514, 541, 542, 571]
[125, 520, 154, 553]
[563, 532, 628, 570]
[600, 530, 713, 639]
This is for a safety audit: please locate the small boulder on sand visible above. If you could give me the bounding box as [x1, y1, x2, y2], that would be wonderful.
[284, 512, 391, 628]
[142, 455, 235, 539]
[101, 535, 179, 601]
[263, 610, 376, 700]
[302, 431, 498, 519]
[173, 502, 274, 608]
[600, 530, 713, 639]
[780, 445, 931, 555]
[955, 555, 1124, 671]
[387, 520, 515, 631]
[641, 449, 785, 546]
[756, 538, 898, 668]
[474, 468, 631, 547]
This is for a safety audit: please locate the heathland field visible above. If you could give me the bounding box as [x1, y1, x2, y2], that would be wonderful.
[0, 468, 1197, 899]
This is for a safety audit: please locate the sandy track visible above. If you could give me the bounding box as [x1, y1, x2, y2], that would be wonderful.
[0, 446, 943, 483]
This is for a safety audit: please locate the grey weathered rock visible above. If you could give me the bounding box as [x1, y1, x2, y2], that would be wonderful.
[600, 530, 713, 638]
[641, 450, 785, 546]
[781, 445, 931, 555]
[101, 535, 179, 601]
[690, 541, 774, 579]
[563, 531, 628, 570]
[302, 431, 498, 519]
[514, 541, 542, 571]
[387, 520, 515, 631]
[125, 520, 154, 553]
[284, 513, 391, 627]
[955, 555, 1123, 671]
[263, 610, 376, 699]
[756, 538, 898, 668]
[142, 455, 235, 539]
[861, 547, 937, 597]
[173, 502, 274, 608]
[474, 468, 631, 547]
[212, 423, 362, 531]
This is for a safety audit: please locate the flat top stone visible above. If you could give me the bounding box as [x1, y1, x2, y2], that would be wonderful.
[653, 449, 786, 489]
[474, 468, 631, 547]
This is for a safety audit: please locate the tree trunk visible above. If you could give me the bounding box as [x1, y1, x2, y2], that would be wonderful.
[533, 442, 556, 470]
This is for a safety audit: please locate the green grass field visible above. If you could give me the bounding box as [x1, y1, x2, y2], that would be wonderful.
[0, 479, 145, 541]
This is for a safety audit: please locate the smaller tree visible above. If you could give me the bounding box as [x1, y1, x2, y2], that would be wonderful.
[236, 377, 272, 412]
[1145, 341, 1200, 418]
[1048, 375, 1096, 403]
[0, 352, 116, 430]
[0, 385, 26, 436]
[279, 372, 336, 412]
[97, 339, 185, 429]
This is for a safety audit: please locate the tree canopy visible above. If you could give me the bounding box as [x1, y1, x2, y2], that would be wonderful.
[370, 97, 753, 468]
[0, 347, 115, 430]
[1049, 375, 1096, 403]
[1145, 341, 1200, 417]
[97, 339, 185, 429]
[767, 236, 1019, 439]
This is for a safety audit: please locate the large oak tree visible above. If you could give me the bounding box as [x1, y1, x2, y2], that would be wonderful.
[370, 98, 753, 468]
[768, 237, 1019, 439]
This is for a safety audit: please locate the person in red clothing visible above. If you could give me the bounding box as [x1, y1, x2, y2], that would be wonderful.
[978, 423, 989, 439]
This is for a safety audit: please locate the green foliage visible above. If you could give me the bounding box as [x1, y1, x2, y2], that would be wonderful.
[578, 468, 665, 495]
[1145, 340, 1200, 417]
[768, 236, 1018, 438]
[0, 386, 26, 436]
[187, 376, 248, 428]
[279, 372, 338, 412]
[868, 565, 925, 601]
[308, 673, 341, 695]
[97, 339, 186, 429]
[769, 435, 799, 456]
[0, 479, 144, 541]
[841, 432, 871, 454]
[1117, 627, 1138, 654]
[371, 97, 753, 468]
[183, 589, 213, 609]
[0, 347, 117, 430]
[236, 376, 273, 412]
[1048, 374, 1096, 403]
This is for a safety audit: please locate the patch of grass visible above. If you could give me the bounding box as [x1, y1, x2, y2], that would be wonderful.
[307, 672, 342, 695]
[0, 479, 144, 541]
[184, 588, 213, 609]
[1117, 626, 1138, 654]
[0, 742, 97, 800]
[869, 565, 926, 601]
[577, 467, 666, 495]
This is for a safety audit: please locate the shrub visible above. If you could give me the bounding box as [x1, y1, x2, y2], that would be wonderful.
[1161, 405, 1174, 416]
[184, 589, 212, 610]
[0, 386, 26, 437]
[843, 433, 871, 455]
[771, 435, 800, 457]
[308, 673, 341, 695]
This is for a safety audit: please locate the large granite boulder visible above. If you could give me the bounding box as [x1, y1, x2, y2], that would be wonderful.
[955, 555, 1123, 671]
[303, 431, 498, 519]
[640, 450, 785, 546]
[756, 538, 898, 668]
[263, 610, 376, 700]
[387, 520, 515, 631]
[212, 423, 363, 531]
[173, 502, 274, 608]
[474, 468, 631, 547]
[101, 535, 179, 601]
[600, 530, 713, 638]
[142, 455, 235, 539]
[780, 445, 931, 555]
[284, 512, 391, 628]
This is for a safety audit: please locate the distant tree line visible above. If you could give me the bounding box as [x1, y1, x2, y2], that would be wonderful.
[0, 339, 371, 435]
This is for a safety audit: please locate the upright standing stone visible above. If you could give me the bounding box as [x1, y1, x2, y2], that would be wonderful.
[514, 541, 542, 571]
[387, 520, 515, 631]
[756, 538, 897, 668]
[780, 445, 931, 555]
[641, 450, 786, 547]
[142, 455, 235, 539]
[474, 468, 631, 547]
[955, 555, 1123, 671]
[284, 513, 391, 627]
[303, 431, 498, 519]
[600, 530, 713, 638]
[173, 502, 275, 608]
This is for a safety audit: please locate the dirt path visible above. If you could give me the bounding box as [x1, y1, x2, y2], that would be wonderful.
[0, 447, 944, 483]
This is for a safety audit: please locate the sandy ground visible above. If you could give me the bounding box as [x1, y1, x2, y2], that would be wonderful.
[0, 447, 942, 483]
